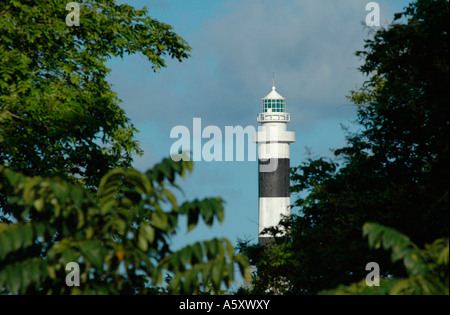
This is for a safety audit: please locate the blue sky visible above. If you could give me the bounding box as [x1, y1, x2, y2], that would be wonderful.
[107, 0, 412, 252]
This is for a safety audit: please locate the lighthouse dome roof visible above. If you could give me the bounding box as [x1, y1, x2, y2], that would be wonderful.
[262, 85, 285, 100]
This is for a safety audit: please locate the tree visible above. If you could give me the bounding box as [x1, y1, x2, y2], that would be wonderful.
[238, 0, 449, 295]
[321, 223, 449, 295]
[0, 1, 250, 294]
[0, 0, 190, 214]
[0, 157, 250, 294]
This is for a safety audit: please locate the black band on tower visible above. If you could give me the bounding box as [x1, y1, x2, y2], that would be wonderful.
[258, 158, 290, 198]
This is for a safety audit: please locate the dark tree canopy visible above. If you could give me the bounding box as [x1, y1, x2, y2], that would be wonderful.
[0, 0, 190, 212]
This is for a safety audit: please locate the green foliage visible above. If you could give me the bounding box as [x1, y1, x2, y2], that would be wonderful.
[0, 158, 250, 294]
[239, 0, 448, 295]
[322, 223, 449, 295]
[0, 0, 245, 295]
[236, 237, 294, 295]
[0, 0, 191, 199]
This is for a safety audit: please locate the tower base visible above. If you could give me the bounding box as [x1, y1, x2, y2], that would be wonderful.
[258, 236, 275, 247]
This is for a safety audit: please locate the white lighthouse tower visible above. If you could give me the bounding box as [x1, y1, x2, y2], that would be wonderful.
[254, 84, 295, 246]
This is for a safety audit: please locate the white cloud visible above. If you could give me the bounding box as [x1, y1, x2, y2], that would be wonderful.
[112, 1, 367, 125]
[109, 1, 409, 130]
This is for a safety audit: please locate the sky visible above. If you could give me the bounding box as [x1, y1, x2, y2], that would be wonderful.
[106, 0, 413, 253]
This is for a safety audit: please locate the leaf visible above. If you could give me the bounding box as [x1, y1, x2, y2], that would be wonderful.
[138, 233, 148, 251]
[201, 261, 214, 285]
[97, 169, 124, 198]
[235, 254, 251, 283]
[211, 258, 226, 290]
[224, 259, 234, 287]
[192, 242, 203, 264]
[160, 188, 177, 208]
[200, 201, 214, 226]
[79, 240, 107, 270]
[140, 223, 155, 244]
[363, 223, 428, 276]
[0, 233, 11, 260]
[179, 246, 192, 267]
[182, 269, 193, 293]
[152, 266, 164, 285]
[151, 210, 168, 231]
[6, 264, 20, 293]
[437, 242, 449, 265]
[33, 198, 44, 211]
[214, 198, 225, 223]
[206, 239, 218, 259]
[186, 206, 199, 232]
[124, 168, 152, 195]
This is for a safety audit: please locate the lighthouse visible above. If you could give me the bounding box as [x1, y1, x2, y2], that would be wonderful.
[254, 84, 295, 246]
